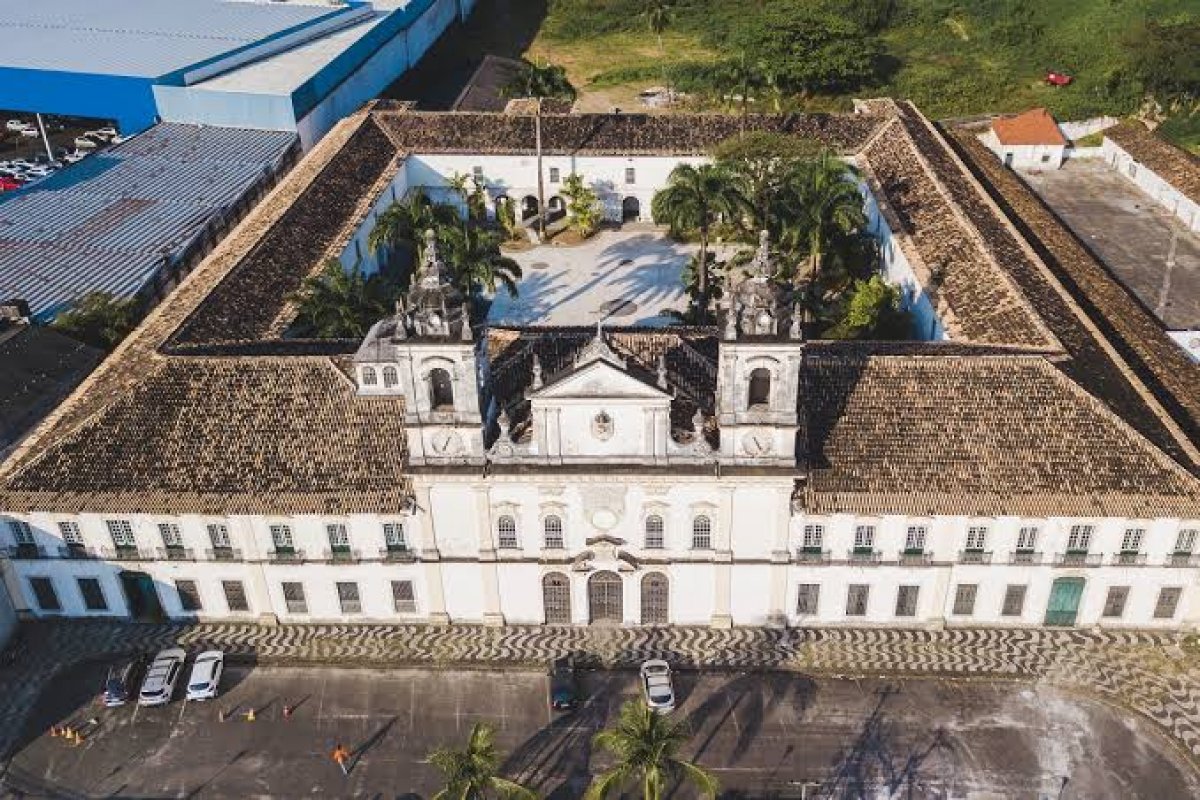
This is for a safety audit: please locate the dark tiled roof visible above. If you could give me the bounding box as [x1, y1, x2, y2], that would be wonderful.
[800, 349, 1200, 517]
[0, 325, 102, 450]
[1106, 121, 1200, 207]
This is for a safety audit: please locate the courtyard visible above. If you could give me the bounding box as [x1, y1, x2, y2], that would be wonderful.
[6, 660, 1198, 799]
[1022, 159, 1200, 331]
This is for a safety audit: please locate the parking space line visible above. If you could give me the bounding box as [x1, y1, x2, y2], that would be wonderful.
[177, 700, 188, 724]
[130, 704, 139, 725]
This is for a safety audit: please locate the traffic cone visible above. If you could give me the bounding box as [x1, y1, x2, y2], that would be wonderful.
[246, 708, 255, 722]
[218, 708, 226, 722]
[282, 704, 292, 720]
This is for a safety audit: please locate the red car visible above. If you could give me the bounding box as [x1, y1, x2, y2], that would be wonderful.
[0, 177, 21, 192]
[1046, 71, 1073, 87]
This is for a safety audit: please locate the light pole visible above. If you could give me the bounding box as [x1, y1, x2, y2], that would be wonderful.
[35, 113, 54, 162]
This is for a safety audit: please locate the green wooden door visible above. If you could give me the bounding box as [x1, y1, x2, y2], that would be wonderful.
[1045, 578, 1085, 626]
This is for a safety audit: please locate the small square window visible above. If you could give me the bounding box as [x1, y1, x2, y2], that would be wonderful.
[176, 580, 202, 612]
[904, 526, 926, 553]
[58, 521, 84, 546]
[270, 525, 294, 551]
[327, 523, 350, 551]
[1067, 524, 1093, 552]
[105, 520, 135, 548]
[207, 523, 232, 550]
[1001, 585, 1026, 617]
[692, 516, 713, 549]
[497, 516, 518, 549]
[383, 522, 407, 551]
[802, 524, 824, 551]
[29, 577, 60, 611]
[77, 578, 106, 611]
[1016, 526, 1038, 551]
[337, 582, 361, 614]
[895, 585, 919, 617]
[1175, 528, 1197, 554]
[625, 167, 636, 184]
[952, 584, 977, 616]
[796, 584, 820, 615]
[472, 165, 484, 180]
[549, 167, 560, 183]
[392, 580, 417, 613]
[158, 523, 183, 549]
[282, 582, 307, 614]
[1120, 528, 1144, 554]
[1154, 587, 1181, 619]
[1102, 586, 1129, 618]
[965, 526, 988, 551]
[853, 525, 875, 551]
[846, 584, 869, 616]
[222, 580, 249, 613]
[6, 519, 33, 545]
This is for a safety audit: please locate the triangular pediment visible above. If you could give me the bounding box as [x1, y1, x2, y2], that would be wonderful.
[529, 359, 670, 401]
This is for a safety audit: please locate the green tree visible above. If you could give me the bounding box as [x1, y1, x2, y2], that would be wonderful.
[50, 291, 137, 351]
[641, 0, 674, 100]
[651, 163, 745, 304]
[1125, 18, 1200, 112]
[561, 173, 602, 237]
[439, 226, 523, 298]
[290, 258, 393, 338]
[824, 274, 911, 340]
[429, 722, 536, 800]
[368, 191, 460, 277]
[713, 131, 823, 235]
[585, 700, 718, 800]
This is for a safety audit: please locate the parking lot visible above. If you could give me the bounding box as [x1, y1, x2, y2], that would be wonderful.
[4, 660, 1197, 798]
[0, 112, 119, 192]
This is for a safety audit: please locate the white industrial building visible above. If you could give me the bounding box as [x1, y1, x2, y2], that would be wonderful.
[2, 101, 1199, 631]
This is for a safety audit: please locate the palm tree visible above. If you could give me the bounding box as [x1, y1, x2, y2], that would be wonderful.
[439, 225, 523, 298]
[369, 190, 459, 275]
[290, 258, 393, 338]
[651, 163, 745, 304]
[641, 0, 674, 101]
[778, 152, 866, 298]
[585, 701, 718, 800]
[429, 723, 536, 800]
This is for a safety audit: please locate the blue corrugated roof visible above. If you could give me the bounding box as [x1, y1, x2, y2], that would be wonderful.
[0, 123, 297, 319]
[0, 0, 354, 78]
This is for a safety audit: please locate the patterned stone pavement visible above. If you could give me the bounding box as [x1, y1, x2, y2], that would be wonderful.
[1, 621, 1198, 770]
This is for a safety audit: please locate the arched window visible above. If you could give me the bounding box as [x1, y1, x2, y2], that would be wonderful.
[361, 366, 378, 386]
[692, 515, 712, 549]
[748, 367, 771, 409]
[497, 515, 518, 549]
[382, 366, 399, 388]
[429, 368, 454, 411]
[641, 573, 669, 624]
[644, 515, 664, 549]
[543, 573, 571, 624]
[544, 515, 564, 549]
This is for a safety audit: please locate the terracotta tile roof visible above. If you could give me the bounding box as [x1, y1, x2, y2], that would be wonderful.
[1105, 121, 1200, 207]
[991, 108, 1066, 146]
[0, 325, 103, 451]
[800, 347, 1200, 517]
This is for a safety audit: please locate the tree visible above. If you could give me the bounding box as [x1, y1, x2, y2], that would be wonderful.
[290, 258, 393, 338]
[651, 163, 744, 305]
[561, 173, 602, 237]
[713, 132, 823, 235]
[369, 190, 460, 279]
[50, 291, 137, 351]
[1125, 18, 1200, 112]
[824, 274, 911, 339]
[439, 225, 523, 298]
[585, 700, 718, 800]
[429, 723, 536, 800]
[641, 1, 674, 100]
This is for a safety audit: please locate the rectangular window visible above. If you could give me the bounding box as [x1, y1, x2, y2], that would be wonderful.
[1016, 526, 1038, 551]
[904, 526, 926, 553]
[392, 580, 417, 613]
[952, 584, 977, 616]
[77, 578, 106, 611]
[175, 580, 202, 612]
[1154, 587, 1182, 619]
[802, 524, 824, 551]
[383, 522, 407, 550]
[846, 584, 869, 616]
[1102, 586, 1129, 618]
[691, 517, 712, 550]
[158, 523, 183, 549]
[270, 524, 294, 551]
[796, 584, 820, 615]
[7, 519, 33, 544]
[282, 582, 307, 614]
[222, 580, 249, 613]
[1175, 528, 1198, 554]
[58, 521, 83, 546]
[1001, 585, 1026, 617]
[1067, 524, 1093, 552]
[624, 167, 636, 184]
[965, 526, 988, 551]
[326, 523, 350, 551]
[895, 585, 919, 617]
[1120, 528, 1145, 554]
[106, 520, 135, 548]
[548, 167, 560, 183]
[472, 165, 483, 180]
[337, 582, 361, 614]
[853, 525, 875, 551]
[207, 523, 231, 550]
[29, 577, 60, 611]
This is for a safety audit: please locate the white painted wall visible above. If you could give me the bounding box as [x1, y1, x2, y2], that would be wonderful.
[863, 181, 945, 341]
[334, 170, 410, 276]
[1102, 138, 1200, 234]
[980, 130, 1066, 170]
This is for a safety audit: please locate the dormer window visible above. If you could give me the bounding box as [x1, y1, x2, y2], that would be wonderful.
[429, 368, 454, 411]
[362, 367, 378, 387]
[748, 368, 771, 409]
[383, 366, 398, 388]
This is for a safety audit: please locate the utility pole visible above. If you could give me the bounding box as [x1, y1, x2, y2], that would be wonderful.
[535, 97, 546, 241]
[35, 113, 53, 162]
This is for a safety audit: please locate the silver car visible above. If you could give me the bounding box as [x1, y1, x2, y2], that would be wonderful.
[185, 650, 224, 701]
[138, 648, 185, 706]
[639, 659, 676, 713]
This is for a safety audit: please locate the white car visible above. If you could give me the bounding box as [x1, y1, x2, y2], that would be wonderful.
[639, 659, 676, 714]
[73, 136, 98, 149]
[93, 126, 119, 139]
[24, 166, 53, 178]
[138, 648, 185, 706]
[18, 127, 40, 138]
[5, 119, 31, 132]
[185, 650, 224, 701]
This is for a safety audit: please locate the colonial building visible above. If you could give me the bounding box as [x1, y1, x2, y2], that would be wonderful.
[2, 99, 1199, 631]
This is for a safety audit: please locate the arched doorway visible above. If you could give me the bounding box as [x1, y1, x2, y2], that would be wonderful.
[521, 195, 539, 221]
[622, 196, 641, 222]
[1045, 577, 1084, 626]
[641, 573, 669, 624]
[543, 572, 572, 624]
[588, 571, 623, 624]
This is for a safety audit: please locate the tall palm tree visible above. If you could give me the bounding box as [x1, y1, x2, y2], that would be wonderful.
[439, 225, 523, 298]
[429, 723, 536, 800]
[369, 190, 459, 274]
[641, 0, 673, 101]
[651, 163, 745, 304]
[290, 258, 392, 338]
[778, 152, 866, 298]
[585, 701, 718, 800]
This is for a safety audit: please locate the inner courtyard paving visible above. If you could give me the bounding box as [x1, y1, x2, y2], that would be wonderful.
[2, 620, 1200, 780]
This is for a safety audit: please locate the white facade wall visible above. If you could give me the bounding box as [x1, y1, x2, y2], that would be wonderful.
[334, 170, 410, 276]
[863, 182, 945, 341]
[980, 130, 1066, 171]
[1102, 138, 1200, 234]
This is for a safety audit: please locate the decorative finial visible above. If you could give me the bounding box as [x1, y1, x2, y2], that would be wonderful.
[497, 407, 511, 437]
[790, 297, 804, 340]
[460, 312, 472, 341]
[531, 353, 543, 389]
[692, 407, 704, 435]
[749, 229, 771, 280]
[656, 353, 668, 390]
[723, 297, 739, 341]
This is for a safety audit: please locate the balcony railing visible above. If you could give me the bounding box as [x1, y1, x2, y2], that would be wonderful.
[2, 543, 47, 559]
[323, 548, 360, 564]
[1167, 552, 1200, 567]
[59, 545, 98, 560]
[796, 549, 832, 564]
[897, 551, 933, 566]
[380, 547, 417, 562]
[157, 547, 196, 562]
[1111, 552, 1147, 566]
[1009, 550, 1042, 565]
[958, 550, 993, 565]
[267, 548, 305, 564]
[846, 549, 882, 565]
[101, 546, 152, 561]
[206, 547, 243, 562]
[1054, 552, 1103, 567]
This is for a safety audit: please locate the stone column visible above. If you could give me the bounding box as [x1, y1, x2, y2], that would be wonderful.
[415, 484, 450, 625]
[711, 489, 734, 628]
[474, 485, 505, 625]
[767, 493, 792, 627]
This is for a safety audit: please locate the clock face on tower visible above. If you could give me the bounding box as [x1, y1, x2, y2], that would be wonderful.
[430, 429, 463, 456]
[741, 430, 773, 456]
